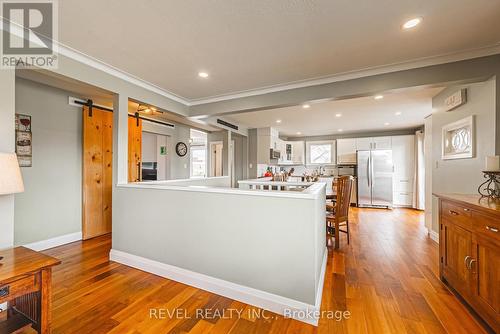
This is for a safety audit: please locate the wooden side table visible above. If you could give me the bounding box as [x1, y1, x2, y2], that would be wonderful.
[0, 247, 60, 334]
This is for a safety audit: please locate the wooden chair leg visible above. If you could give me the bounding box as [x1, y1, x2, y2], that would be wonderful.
[346, 220, 350, 244]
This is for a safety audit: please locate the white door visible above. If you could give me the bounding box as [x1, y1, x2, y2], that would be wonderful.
[210, 142, 223, 177]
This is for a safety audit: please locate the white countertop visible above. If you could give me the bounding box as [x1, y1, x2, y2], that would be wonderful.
[118, 176, 325, 199]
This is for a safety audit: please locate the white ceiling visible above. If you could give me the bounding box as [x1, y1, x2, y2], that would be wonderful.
[226, 87, 444, 137]
[58, 1, 500, 101]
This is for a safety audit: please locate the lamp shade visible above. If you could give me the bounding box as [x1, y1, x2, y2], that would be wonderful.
[0, 152, 25, 195]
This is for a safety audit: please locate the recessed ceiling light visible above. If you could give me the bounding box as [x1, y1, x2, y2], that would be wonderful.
[374, 95, 384, 100]
[296, 132, 302, 135]
[338, 129, 343, 132]
[276, 119, 282, 123]
[198, 72, 209, 78]
[395, 111, 402, 116]
[402, 17, 422, 30]
[335, 113, 342, 118]
[302, 104, 310, 109]
[384, 122, 391, 126]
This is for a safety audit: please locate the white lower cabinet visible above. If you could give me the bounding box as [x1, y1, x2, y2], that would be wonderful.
[393, 191, 413, 207]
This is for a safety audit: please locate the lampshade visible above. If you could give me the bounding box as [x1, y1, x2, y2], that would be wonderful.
[0, 152, 25, 195]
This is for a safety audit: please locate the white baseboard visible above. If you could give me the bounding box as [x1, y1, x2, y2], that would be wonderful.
[110, 248, 328, 326]
[23, 232, 82, 251]
[428, 229, 439, 244]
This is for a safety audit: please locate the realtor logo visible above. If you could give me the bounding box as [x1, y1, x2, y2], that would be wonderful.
[1, 0, 58, 68]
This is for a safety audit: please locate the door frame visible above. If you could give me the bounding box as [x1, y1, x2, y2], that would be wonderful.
[210, 141, 223, 177]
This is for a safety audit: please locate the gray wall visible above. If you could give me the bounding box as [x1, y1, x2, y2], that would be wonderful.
[429, 78, 496, 232]
[0, 69, 15, 249]
[140, 119, 191, 180]
[248, 129, 258, 179]
[14, 78, 84, 245]
[113, 184, 325, 305]
[232, 134, 248, 183]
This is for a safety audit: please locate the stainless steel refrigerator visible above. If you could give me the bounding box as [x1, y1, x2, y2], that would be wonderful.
[357, 150, 393, 208]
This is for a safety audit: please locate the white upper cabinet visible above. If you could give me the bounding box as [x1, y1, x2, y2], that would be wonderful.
[372, 136, 392, 150]
[291, 141, 305, 164]
[354, 136, 392, 150]
[336, 138, 357, 165]
[355, 137, 372, 151]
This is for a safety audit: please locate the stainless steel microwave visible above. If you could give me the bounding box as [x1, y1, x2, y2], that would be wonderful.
[270, 149, 281, 160]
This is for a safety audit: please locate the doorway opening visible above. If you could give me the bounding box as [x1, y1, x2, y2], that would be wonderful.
[210, 141, 224, 177]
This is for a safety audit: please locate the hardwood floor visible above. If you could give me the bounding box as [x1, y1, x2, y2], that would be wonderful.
[35, 208, 490, 333]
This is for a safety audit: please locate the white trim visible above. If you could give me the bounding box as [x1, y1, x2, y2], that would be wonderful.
[110, 248, 328, 326]
[23, 232, 82, 251]
[429, 230, 439, 244]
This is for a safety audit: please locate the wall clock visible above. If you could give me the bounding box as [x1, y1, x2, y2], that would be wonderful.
[175, 142, 188, 157]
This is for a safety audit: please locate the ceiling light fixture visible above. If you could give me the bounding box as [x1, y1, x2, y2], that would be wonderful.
[198, 72, 209, 78]
[276, 119, 282, 123]
[374, 95, 384, 100]
[338, 129, 343, 132]
[335, 113, 342, 118]
[402, 17, 422, 30]
[296, 132, 302, 135]
[302, 104, 310, 109]
[384, 122, 391, 126]
[395, 111, 402, 116]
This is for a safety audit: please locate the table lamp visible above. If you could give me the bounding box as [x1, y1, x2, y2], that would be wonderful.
[0, 152, 24, 264]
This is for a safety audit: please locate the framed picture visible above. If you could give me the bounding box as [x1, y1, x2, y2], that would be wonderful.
[442, 115, 475, 160]
[18, 155, 32, 167]
[16, 131, 32, 156]
[15, 114, 32, 132]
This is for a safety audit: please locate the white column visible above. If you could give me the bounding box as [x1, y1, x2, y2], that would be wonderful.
[113, 94, 129, 185]
[227, 130, 233, 187]
[0, 69, 15, 249]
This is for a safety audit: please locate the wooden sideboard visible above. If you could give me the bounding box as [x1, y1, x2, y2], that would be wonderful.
[0, 247, 60, 334]
[435, 194, 499, 333]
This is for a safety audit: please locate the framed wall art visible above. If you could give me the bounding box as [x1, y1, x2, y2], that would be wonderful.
[442, 115, 475, 160]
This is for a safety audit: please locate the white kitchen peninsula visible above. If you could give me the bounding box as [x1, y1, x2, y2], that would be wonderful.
[111, 176, 326, 325]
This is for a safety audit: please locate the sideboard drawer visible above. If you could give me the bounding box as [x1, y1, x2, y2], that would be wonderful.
[0, 274, 39, 304]
[472, 212, 500, 242]
[441, 200, 473, 229]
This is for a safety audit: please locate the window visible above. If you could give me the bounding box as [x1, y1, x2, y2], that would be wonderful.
[306, 141, 335, 165]
[190, 129, 207, 178]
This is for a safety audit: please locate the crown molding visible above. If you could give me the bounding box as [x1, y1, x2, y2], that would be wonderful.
[188, 43, 500, 105]
[56, 43, 189, 105]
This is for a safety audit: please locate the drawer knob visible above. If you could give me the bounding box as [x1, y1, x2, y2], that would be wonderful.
[0, 286, 9, 298]
[486, 226, 499, 233]
[449, 210, 459, 216]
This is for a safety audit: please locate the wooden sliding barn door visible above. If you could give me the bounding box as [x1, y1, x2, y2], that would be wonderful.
[82, 106, 113, 240]
[128, 115, 142, 182]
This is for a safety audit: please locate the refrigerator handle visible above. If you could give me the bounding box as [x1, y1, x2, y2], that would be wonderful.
[367, 154, 371, 187]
